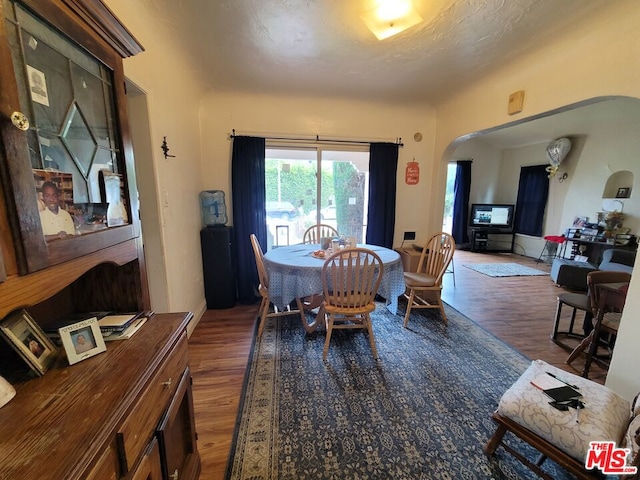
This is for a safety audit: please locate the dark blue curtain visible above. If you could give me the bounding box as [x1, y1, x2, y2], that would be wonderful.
[514, 165, 549, 237]
[366, 143, 398, 248]
[231, 136, 266, 304]
[451, 160, 472, 244]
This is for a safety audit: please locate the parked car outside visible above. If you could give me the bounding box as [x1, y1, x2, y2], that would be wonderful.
[266, 201, 298, 220]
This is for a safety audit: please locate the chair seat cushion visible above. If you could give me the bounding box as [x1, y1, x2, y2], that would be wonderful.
[403, 271, 437, 287]
[557, 292, 590, 311]
[496, 359, 630, 462]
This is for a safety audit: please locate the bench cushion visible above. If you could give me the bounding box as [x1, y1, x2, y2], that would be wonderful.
[497, 360, 630, 462]
[550, 259, 597, 290]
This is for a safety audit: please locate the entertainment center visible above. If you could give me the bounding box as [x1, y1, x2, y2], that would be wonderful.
[469, 204, 516, 253]
[0, 1, 200, 478]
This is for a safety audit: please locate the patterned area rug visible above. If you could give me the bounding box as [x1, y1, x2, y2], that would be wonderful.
[463, 263, 548, 277]
[225, 304, 574, 479]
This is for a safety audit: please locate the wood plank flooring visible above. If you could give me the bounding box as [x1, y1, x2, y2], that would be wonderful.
[188, 250, 606, 479]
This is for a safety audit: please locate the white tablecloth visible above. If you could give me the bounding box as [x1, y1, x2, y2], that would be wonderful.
[264, 244, 405, 314]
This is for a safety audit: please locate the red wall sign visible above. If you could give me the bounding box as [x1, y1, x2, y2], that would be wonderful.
[405, 161, 419, 185]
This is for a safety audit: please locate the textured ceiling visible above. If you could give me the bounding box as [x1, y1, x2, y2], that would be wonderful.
[149, 0, 611, 103]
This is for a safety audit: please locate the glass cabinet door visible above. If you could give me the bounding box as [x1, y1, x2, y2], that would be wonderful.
[0, 0, 141, 274]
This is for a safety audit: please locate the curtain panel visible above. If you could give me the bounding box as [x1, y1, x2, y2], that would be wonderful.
[514, 164, 549, 237]
[231, 136, 266, 303]
[366, 143, 398, 248]
[452, 160, 472, 244]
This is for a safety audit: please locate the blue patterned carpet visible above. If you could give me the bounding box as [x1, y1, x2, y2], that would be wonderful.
[225, 303, 575, 479]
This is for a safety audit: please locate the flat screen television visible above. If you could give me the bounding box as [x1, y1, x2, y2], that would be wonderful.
[469, 204, 515, 230]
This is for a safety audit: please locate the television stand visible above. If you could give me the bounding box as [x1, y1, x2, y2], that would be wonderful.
[470, 228, 515, 253]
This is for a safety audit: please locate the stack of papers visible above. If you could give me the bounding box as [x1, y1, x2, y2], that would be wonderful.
[531, 373, 582, 403]
[102, 317, 147, 341]
[98, 312, 144, 333]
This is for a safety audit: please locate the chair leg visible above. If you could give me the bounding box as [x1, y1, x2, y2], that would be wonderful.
[323, 313, 333, 360]
[536, 241, 549, 263]
[365, 313, 378, 359]
[437, 292, 448, 324]
[551, 299, 563, 339]
[403, 288, 416, 327]
[566, 331, 593, 365]
[257, 297, 270, 337]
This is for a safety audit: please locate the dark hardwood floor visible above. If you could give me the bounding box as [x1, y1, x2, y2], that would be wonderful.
[188, 249, 606, 479]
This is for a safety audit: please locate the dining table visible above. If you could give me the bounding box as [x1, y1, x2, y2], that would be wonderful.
[263, 243, 405, 331]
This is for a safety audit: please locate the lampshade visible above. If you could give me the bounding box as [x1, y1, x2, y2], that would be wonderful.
[361, 0, 423, 40]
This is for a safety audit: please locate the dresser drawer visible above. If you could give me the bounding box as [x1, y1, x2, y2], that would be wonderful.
[117, 332, 189, 472]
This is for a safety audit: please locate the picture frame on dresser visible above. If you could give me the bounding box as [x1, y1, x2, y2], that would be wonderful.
[59, 317, 106, 366]
[0, 309, 58, 376]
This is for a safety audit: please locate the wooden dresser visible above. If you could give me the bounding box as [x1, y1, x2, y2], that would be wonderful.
[0, 312, 200, 480]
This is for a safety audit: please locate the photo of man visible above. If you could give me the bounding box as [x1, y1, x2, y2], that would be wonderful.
[39, 181, 75, 241]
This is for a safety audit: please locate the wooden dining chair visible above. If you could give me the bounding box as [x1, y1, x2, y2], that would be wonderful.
[565, 270, 631, 377]
[403, 232, 456, 327]
[321, 247, 383, 360]
[250, 234, 305, 336]
[302, 224, 338, 245]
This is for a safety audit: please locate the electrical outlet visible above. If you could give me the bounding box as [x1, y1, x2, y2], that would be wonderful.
[403, 231, 416, 241]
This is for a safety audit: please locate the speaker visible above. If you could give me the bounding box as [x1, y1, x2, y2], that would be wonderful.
[200, 226, 236, 309]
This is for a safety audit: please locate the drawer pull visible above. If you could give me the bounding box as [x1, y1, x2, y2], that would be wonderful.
[161, 377, 172, 388]
[170, 469, 179, 480]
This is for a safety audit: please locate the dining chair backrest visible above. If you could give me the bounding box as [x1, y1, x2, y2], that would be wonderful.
[303, 224, 339, 244]
[250, 233, 269, 290]
[586, 270, 631, 316]
[322, 247, 383, 310]
[416, 232, 456, 283]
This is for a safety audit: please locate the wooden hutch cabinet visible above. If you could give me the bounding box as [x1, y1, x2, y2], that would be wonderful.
[0, 1, 200, 479]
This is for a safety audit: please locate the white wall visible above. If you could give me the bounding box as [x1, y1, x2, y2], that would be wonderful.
[199, 92, 437, 246]
[105, 0, 209, 317]
[433, 0, 640, 400]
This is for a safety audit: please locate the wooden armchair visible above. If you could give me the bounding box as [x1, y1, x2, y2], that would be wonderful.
[303, 224, 338, 246]
[402, 232, 455, 327]
[250, 234, 305, 336]
[321, 248, 383, 360]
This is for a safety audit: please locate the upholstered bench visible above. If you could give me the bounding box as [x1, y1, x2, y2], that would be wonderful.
[550, 258, 597, 291]
[485, 359, 640, 479]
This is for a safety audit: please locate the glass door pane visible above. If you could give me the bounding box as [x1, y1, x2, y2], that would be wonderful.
[265, 147, 369, 250]
[319, 149, 369, 244]
[265, 148, 317, 250]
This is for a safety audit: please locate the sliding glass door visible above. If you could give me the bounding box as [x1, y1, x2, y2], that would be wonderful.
[265, 146, 369, 250]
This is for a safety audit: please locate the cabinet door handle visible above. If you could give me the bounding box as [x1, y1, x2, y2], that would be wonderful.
[169, 469, 179, 480]
[161, 377, 172, 388]
[10, 111, 29, 131]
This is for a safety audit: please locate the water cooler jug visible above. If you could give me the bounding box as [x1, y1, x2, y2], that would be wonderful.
[200, 190, 227, 226]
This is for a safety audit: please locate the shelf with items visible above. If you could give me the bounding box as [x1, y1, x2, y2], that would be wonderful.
[470, 228, 515, 253]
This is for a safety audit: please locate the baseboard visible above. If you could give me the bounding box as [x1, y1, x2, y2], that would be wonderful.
[187, 298, 208, 338]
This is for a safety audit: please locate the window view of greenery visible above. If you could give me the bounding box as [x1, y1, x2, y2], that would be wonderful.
[265, 149, 369, 249]
[443, 163, 457, 234]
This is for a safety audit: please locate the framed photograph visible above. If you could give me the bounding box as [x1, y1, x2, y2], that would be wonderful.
[0, 309, 58, 376]
[71, 203, 108, 234]
[572, 216, 588, 228]
[58, 318, 106, 365]
[616, 187, 630, 198]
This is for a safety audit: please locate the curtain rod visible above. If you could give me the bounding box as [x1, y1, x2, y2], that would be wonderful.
[229, 129, 403, 147]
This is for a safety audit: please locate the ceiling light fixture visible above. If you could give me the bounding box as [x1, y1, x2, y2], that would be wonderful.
[361, 0, 423, 40]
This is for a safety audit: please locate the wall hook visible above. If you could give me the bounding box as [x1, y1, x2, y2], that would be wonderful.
[161, 136, 176, 159]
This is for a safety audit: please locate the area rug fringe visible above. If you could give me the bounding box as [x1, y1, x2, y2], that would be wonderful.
[224, 303, 573, 479]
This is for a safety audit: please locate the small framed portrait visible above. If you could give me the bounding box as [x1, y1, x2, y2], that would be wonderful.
[616, 187, 630, 198]
[59, 318, 106, 365]
[0, 309, 58, 376]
